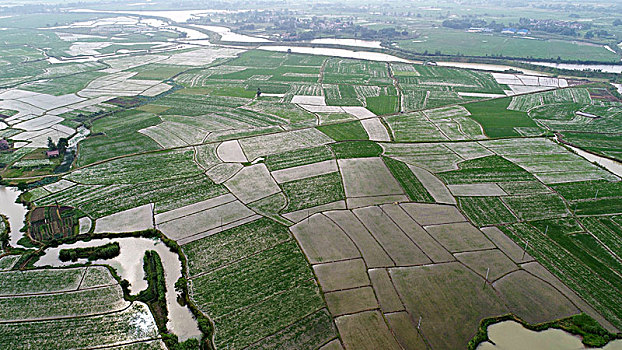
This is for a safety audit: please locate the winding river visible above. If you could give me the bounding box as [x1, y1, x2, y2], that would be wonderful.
[0, 185, 28, 247]
[35, 236, 202, 341]
[0, 183, 201, 341]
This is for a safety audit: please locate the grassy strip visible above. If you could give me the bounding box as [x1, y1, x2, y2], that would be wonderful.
[136, 251, 169, 337]
[265, 145, 334, 171]
[330, 140, 383, 159]
[382, 156, 434, 202]
[59, 242, 120, 262]
[0, 214, 8, 250]
[468, 313, 621, 349]
[438, 155, 535, 185]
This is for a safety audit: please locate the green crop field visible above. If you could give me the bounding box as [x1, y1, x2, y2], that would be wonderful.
[317, 120, 369, 141]
[382, 156, 434, 202]
[465, 98, 540, 138]
[330, 140, 383, 159]
[3, 6, 622, 349]
[458, 196, 517, 226]
[280, 172, 345, 212]
[438, 155, 536, 184]
[265, 145, 335, 171]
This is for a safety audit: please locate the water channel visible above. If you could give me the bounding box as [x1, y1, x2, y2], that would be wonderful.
[35, 236, 202, 341]
[0, 184, 201, 341]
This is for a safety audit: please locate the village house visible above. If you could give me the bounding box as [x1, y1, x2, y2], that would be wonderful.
[46, 149, 60, 158]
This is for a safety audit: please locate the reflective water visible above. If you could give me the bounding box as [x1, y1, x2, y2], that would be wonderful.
[191, 24, 271, 42]
[477, 321, 622, 350]
[566, 144, 622, 178]
[524, 61, 622, 74]
[0, 186, 27, 246]
[309, 38, 382, 48]
[259, 45, 412, 62]
[436, 61, 544, 75]
[35, 236, 201, 341]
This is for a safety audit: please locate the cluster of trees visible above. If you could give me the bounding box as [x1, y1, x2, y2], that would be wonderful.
[47, 137, 68, 154]
[442, 16, 610, 39]
[59, 242, 120, 262]
[584, 30, 613, 39]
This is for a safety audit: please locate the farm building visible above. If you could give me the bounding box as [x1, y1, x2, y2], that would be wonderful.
[46, 150, 60, 158]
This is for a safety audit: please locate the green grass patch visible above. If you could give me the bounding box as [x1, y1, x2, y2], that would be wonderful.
[316, 120, 369, 141]
[502, 193, 568, 221]
[265, 145, 334, 171]
[552, 180, 622, 201]
[183, 218, 290, 276]
[330, 140, 383, 159]
[458, 197, 517, 227]
[438, 155, 535, 184]
[366, 95, 400, 115]
[382, 156, 434, 202]
[280, 172, 345, 212]
[465, 98, 539, 138]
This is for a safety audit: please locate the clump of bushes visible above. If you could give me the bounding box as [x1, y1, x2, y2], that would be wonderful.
[59, 242, 120, 262]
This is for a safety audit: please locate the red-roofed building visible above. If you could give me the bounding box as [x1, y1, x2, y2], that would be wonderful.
[46, 150, 60, 158]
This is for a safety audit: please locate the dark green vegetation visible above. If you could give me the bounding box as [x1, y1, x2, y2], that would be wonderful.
[280, 172, 345, 212]
[265, 146, 334, 171]
[316, 121, 369, 141]
[465, 98, 539, 138]
[186, 219, 337, 349]
[59, 242, 120, 262]
[366, 95, 400, 115]
[330, 140, 383, 159]
[458, 197, 517, 227]
[438, 155, 535, 184]
[552, 180, 622, 215]
[137, 251, 168, 331]
[382, 156, 434, 202]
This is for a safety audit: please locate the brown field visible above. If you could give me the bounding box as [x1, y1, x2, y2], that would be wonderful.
[424, 222, 496, 253]
[389, 263, 507, 349]
[313, 259, 370, 292]
[494, 270, 579, 324]
[454, 249, 518, 282]
[335, 311, 402, 350]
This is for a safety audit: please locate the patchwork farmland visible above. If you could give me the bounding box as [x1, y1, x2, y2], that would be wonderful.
[0, 8, 621, 350]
